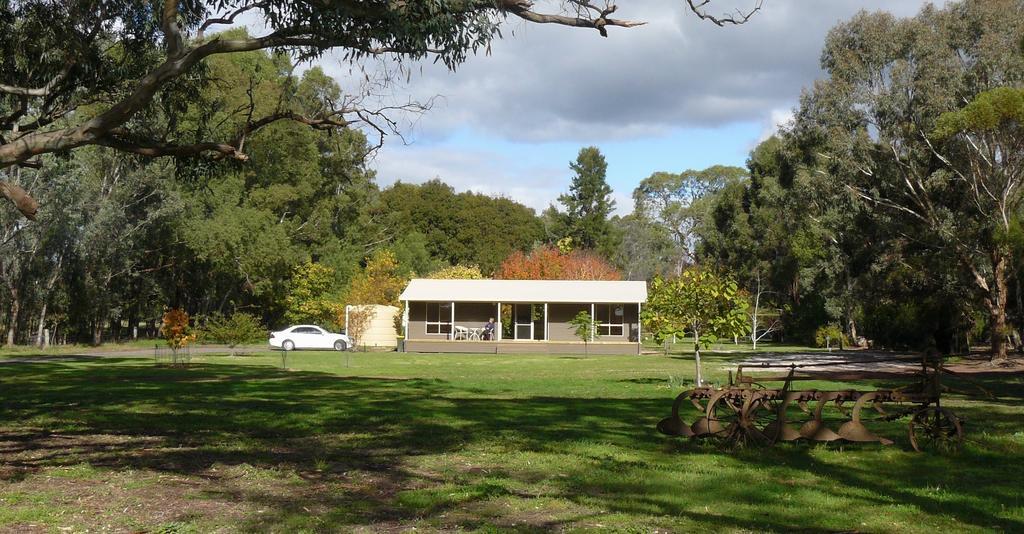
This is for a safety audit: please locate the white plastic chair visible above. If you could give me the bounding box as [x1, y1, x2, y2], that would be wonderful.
[453, 326, 469, 340]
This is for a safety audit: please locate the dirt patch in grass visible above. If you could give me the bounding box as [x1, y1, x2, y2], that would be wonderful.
[0, 429, 462, 532]
[0, 432, 159, 482]
[1, 464, 252, 532]
[0, 432, 265, 531]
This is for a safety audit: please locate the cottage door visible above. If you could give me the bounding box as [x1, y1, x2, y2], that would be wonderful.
[513, 304, 534, 340]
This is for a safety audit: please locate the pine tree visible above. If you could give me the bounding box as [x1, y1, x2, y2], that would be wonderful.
[557, 147, 618, 255]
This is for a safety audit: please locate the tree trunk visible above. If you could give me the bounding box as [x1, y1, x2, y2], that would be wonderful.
[92, 319, 103, 346]
[693, 328, 703, 386]
[987, 253, 1010, 362]
[750, 272, 762, 350]
[750, 294, 759, 350]
[989, 302, 1007, 361]
[1016, 274, 1024, 353]
[5, 287, 18, 347]
[36, 301, 48, 349]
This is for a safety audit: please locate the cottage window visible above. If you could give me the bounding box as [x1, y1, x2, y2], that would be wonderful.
[596, 304, 624, 336]
[425, 302, 452, 335]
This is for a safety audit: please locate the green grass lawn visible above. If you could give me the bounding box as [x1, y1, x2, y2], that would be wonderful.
[1, 349, 1022, 532]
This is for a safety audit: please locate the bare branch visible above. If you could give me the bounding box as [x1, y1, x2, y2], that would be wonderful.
[92, 96, 421, 165]
[845, 183, 929, 225]
[685, 0, 763, 27]
[198, 2, 270, 40]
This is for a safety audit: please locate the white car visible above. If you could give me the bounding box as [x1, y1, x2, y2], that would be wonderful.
[269, 325, 351, 351]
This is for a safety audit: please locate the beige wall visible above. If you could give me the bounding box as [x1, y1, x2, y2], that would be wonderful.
[349, 305, 399, 348]
[547, 303, 589, 341]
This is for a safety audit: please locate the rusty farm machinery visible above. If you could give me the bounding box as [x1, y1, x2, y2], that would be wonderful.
[657, 354, 980, 452]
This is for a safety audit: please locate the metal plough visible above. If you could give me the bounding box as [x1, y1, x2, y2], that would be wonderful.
[657, 354, 982, 452]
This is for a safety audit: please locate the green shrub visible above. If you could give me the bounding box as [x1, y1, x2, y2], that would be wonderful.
[203, 312, 266, 355]
[814, 323, 847, 349]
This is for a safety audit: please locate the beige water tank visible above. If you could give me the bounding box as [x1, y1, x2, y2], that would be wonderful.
[346, 305, 399, 350]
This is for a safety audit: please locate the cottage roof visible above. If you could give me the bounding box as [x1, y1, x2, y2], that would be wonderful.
[399, 279, 647, 304]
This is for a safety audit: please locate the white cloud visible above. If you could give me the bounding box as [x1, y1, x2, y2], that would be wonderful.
[757, 107, 795, 144]
[320, 0, 940, 145]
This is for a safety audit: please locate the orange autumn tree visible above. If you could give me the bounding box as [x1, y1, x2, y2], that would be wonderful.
[496, 246, 622, 281]
[160, 308, 196, 365]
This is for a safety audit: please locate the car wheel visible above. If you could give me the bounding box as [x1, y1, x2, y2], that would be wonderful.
[282, 340, 295, 351]
[334, 340, 347, 351]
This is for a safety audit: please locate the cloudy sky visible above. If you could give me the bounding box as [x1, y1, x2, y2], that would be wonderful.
[315, 0, 942, 214]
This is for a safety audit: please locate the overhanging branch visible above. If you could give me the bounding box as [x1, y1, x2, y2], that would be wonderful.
[0, 0, 762, 219]
[499, 0, 645, 36]
[95, 135, 249, 162]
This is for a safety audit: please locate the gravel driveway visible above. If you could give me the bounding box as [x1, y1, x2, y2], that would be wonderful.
[733, 350, 923, 374]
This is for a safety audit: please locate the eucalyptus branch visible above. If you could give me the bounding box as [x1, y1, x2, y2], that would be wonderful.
[0, 64, 72, 97]
[500, 0, 645, 36]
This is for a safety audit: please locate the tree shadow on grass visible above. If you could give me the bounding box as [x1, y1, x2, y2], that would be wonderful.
[546, 439, 1024, 532]
[617, 377, 670, 385]
[596, 374, 1024, 532]
[0, 359, 672, 528]
[0, 358, 1022, 531]
[0, 354, 121, 364]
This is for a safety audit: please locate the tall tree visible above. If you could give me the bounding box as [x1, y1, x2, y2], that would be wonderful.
[556, 146, 618, 255]
[376, 180, 542, 274]
[611, 212, 677, 281]
[634, 165, 747, 273]
[68, 149, 181, 345]
[172, 49, 382, 324]
[793, 1, 1024, 361]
